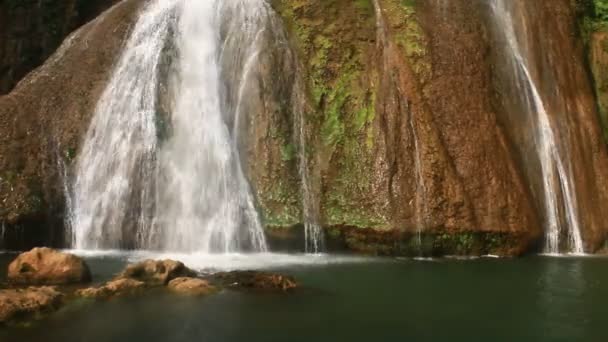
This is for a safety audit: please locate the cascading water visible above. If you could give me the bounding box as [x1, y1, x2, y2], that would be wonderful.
[490, 0, 584, 254]
[294, 82, 324, 254]
[68, 0, 280, 253]
[373, 0, 427, 253]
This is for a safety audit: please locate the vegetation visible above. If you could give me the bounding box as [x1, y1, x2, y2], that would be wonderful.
[578, 0, 608, 141]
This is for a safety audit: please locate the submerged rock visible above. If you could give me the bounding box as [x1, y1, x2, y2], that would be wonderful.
[208, 271, 297, 292]
[0, 286, 63, 325]
[118, 259, 197, 286]
[7, 248, 91, 285]
[167, 277, 217, 296]
[76, 278, 146, 299]
[76, 259, 199, 299]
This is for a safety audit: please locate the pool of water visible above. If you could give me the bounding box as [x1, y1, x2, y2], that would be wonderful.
[1, 252, 607, 342]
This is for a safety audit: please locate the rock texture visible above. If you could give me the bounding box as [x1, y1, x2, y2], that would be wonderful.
[0, 0, 145, 250]
[76, 278, 145, 299]
[0, 0, 607, 255]
[117, 259, 197, 286]
[0, 286, 63, 325]
[7, 247, 91, 285]
[208, 271, 297, 291]
[167, 277, 217, 296]
[0, 0, 119, 94]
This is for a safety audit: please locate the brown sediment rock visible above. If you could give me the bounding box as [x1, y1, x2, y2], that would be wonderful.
[0, 0, 145, 250]
[75, 259, 197, 299]
[167, 277, 217, 296]
[118, 259, 197, 286]
[76, 278, 146, 299]
[484, 0, 608, 251]
[272, 0, 542, 255]
[0, 286, 63, 325]
[7, 247, 91, 285]
[208, 271, 297, 292]
[0, 0, 606, 256]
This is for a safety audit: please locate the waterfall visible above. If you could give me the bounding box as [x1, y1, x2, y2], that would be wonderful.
[69, 0, 275, 253]
[490, 0, 584, 254]
[409, 107, 426, 254]
[294, 82, 324, 254]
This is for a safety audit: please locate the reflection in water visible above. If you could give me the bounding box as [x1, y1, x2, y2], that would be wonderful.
[537, 258, 585, 340]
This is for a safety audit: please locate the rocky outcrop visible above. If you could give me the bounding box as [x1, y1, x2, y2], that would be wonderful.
[208, 271, 297, 291]
[268, 0, 545, 255]
[118, 259, 197, 286]
[76, 278, 145, 299]
[0, 0, 119, 94]
[0, 0, 607, 255]
[0, 286, 63, 325]
[7, 247, 91, 285]
[167, 278, 217, 296]
[266, 0, 608, 254]
[0, 0, 145, 250]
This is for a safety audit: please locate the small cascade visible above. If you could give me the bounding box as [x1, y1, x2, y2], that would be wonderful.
[374, 0, 427, 253]
[294, 81, 324, 254]
[69, 0, 282, 253]
[409, 108, 426, 254]
[490, 0, 584, 254]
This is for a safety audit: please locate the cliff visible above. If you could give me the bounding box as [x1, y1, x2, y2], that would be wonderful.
[0, 0, 607, 255]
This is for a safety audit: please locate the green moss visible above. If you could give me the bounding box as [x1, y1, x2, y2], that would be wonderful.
[280, 143, 297, 162]
[383, 0, 431, 81]
[259, 179, 301, 228]
[65, 147, 77, 162]
[579, 0, 608, 141]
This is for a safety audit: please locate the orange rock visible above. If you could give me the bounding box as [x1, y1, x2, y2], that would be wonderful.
[7, 248, 91, 285]
[168, 277, 217, 296]
[0, 286, 63, 324]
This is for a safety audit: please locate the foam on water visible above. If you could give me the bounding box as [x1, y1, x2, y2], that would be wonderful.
[66, 250, 378, 272]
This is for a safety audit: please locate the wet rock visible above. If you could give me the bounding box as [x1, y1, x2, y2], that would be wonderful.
[167, 277, 217, 296]
[208, 271, 297, 292]
[0, 0, 146, 251]
[118, 259, 197, 286]
[7, 248, 91, 285]
[76, 278, 146, 299]
[0, 286, 63, 325]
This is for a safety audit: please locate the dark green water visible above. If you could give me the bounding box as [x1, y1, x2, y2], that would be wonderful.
[1, 253, 607, 342]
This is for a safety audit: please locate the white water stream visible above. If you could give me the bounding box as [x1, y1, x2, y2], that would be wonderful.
[490, 0, 584, 254]
[69, 0, 282, 253]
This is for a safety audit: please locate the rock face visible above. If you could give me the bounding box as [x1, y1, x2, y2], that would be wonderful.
[264, 0, 608, 254]
[0, 0, 119, 94]
[267, 0, 545, 255]
[118, 259, 197, 286]
[0, 286, 63, 325]
[167, 278, 217, 296]
[0, 0, 145, 250]
[0, 0, 607, 255]
[7, 247, 91, 285]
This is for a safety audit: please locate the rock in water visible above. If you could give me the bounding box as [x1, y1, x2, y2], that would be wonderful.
[209, 271, 297, 292]
[0, 286, 63, 325]
[7, 248, 91, 285]
[76, 278, 146, 299]
[118, 260, 196, 286]
[167, 278, 217, 296]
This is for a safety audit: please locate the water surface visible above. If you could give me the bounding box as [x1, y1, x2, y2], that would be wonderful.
[1, 253, 607, 342]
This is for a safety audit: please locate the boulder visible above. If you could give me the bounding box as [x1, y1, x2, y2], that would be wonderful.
[0, 286, 63, 325]
[7, 248, 91, 285]
[208, 271, 297, 292]
[167, 277, 217, 296]
[118, 259, 196, 286]
[76, 278, 146, 299]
